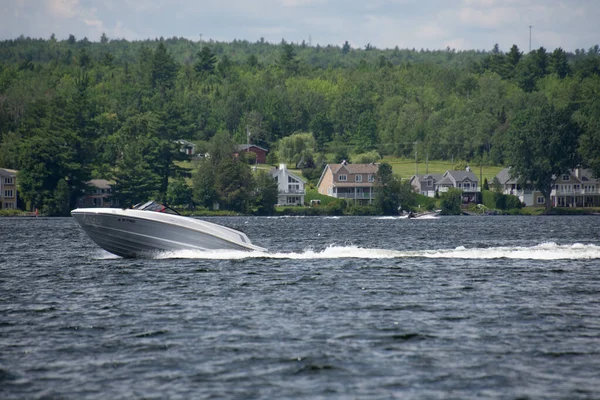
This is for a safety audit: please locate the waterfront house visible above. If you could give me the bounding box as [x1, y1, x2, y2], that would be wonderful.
[495, 168, 534, 206]
[409, 169, 480, 203]
[317, 162, 379, 205]
[495, 167, 600, 207]
[269, 164, 306, 205]
[436, 170, 480, 203]
[76, 179, 119, 208]
[408, 173, 443, 197]
[0, 168, 18, 210]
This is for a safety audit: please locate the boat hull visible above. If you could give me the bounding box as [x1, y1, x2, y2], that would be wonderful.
[71, 208, 266, 258]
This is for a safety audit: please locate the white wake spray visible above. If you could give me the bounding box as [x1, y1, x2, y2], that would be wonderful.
[150, 242, 600, 260]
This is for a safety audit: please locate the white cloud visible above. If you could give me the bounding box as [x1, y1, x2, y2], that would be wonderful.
[84, 18, 103, 28]
[416, 23, 447, 41]
[280, 0, 325, 7]
[0, 0, 598, 50]
[46, 0, 80, 19]
[458, 6, 520, 28]
[443, 37, 467, 50]
[110, 20, 144, 40]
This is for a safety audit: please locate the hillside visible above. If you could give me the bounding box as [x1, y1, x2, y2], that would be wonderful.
[1, 36, 599, 212]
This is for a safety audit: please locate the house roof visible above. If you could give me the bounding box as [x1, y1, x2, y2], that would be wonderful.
[88, 179, 114, 189]
[0, 168, 17, 176]
[328, 163, 379, 174]
[497, 167, 599, 185]
[317, 163, 379, 188]
[496, 168, 516, 184]
[444, 170, 478, 181]
[573, 168, 598, 182]
[236, 144, 269, 152]
[436, 175, 454, 185]
[175, 139, 195, 147]
[411, 173, 443, 183]
[269, 164, 306, 183]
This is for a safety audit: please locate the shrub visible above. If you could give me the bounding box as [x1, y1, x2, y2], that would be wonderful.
[505, 194, 523, 209]
[326, 199, 347, 215]
[440, 188, 463, 215]
[346, 204, 377, 215]
[482, 190, 522, 210]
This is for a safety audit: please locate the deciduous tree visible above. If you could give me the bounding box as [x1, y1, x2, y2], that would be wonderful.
[506, 103, 581, 211]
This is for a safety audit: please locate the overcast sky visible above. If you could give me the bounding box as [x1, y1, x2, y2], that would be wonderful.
[2, 0, 599, 52]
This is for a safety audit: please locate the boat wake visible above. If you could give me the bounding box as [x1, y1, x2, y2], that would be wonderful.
[150, 242, 600, 260]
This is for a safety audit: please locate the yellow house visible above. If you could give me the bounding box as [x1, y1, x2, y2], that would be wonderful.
[0, 168, 18, 210]
[317, 162, 379, 205]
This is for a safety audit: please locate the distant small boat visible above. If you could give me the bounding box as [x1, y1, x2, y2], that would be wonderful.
[71, 201, 267, 258]
[405, 210, 440, 219]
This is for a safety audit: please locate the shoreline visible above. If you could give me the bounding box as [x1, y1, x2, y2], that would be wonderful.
[3, 208, 600, 218]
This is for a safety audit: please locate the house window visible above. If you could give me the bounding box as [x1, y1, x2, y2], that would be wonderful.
[562, 175, 570, 181]
[338, 175, 347, 182]
[457, 182, 462, 188]
[464, 182, 471, 190]
[368, 175, 374, 182]
[4, 177, 13, 184]
[287, 196, 300, 204]
[427, 179, 433, 187]
[288, 175, 300, 191]
[355, 175, 363, 182]
[537, 196, 545, 204]
[4, 202, 14, 209]
[4, 190, 13, 198]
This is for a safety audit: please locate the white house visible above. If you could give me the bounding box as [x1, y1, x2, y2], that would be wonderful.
[495, 168, 534, 206]
[408, 173, 443, 197]
[495, 167, 600, 207]
[269, 164, 306, 205]
[409, 169, 480, 203]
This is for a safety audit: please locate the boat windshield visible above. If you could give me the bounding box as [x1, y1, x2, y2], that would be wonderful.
[133, 201, 180, 215]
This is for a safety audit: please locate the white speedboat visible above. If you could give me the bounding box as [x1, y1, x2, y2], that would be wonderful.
[71, 201, 267, 258]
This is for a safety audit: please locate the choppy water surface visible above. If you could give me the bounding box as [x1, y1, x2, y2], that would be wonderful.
[1, 215, 599, 399]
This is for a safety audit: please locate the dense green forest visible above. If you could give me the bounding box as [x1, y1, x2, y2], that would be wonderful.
[1, 34, 599, 214]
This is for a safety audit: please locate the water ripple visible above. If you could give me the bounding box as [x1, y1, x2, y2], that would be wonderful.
[1, 215, 599, 399]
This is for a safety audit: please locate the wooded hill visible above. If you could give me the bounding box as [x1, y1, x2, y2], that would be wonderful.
[1, 35, 599, 213]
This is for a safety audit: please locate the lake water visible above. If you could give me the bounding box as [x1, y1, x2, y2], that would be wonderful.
[1, 215, 599, 399]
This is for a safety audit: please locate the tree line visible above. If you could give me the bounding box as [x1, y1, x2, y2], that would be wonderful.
[0, 34, 599, 214]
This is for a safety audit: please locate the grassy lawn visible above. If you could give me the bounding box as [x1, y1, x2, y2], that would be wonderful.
[380, 156, 505, 183]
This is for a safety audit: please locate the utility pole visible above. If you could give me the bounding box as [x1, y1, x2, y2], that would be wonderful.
[414, 142, 418, 175]
[529, 25, 532, 52]
[199, 33, 203, 49]
[480, 164, 483, 192]
[246, 126, 251, 150]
